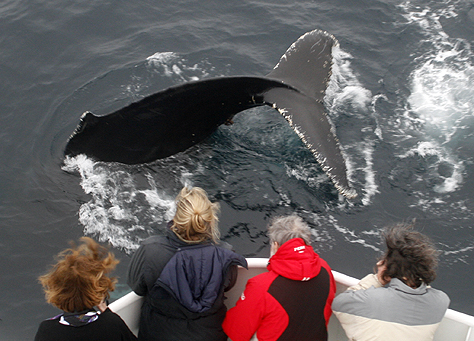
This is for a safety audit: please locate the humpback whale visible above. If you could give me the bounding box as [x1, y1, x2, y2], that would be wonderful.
[65, 29, 357, 199]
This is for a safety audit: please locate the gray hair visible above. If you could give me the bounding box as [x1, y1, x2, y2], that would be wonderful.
[267, 215, 312, 245]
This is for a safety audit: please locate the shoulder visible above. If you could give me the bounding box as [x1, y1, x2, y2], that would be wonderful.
[139, 234, 177, 259]
[141, 234, 168, 247]
[212, 244, 247, 267]
[35, 318, 59, 336]
[100, 309, 137, 339]
[100, 308, 129, 324]
[216, 240, 234, 251]
[427, 286, 450, 306]
[246, 271, 279, 292]
[317, 255, 332, 270]
[317, 257, 335, 281]
[131, 235, 169, 258]
[427, 285, 449, 297]
[332, 279, 384, 314]
[100, 308, 123, 319]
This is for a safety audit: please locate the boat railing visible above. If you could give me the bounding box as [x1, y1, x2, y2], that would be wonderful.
[110, 258, 474, 341]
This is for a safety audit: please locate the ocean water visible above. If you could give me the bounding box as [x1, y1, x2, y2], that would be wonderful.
[1, 0, 474, 339]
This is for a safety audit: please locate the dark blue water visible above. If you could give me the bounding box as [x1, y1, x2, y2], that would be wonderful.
[1, 0, 474, 339]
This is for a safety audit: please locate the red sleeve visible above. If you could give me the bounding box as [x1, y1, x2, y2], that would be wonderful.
[223, 276, 266, 341]
[322, 261, 336, 325]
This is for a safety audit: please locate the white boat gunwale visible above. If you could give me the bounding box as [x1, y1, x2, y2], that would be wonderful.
[110, 258, 474, 341]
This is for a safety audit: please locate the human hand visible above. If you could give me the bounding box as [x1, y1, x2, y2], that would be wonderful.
[375, 260, 389, 285]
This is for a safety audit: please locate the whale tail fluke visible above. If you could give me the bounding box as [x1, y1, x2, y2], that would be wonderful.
[267, 29, 337, 102]
[265, 30, 356, 198]
[64, 29, 357, 199]
[263, 87, 356, 199]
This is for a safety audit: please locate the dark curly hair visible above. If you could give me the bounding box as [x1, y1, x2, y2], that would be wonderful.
[381, 222, 439, 287]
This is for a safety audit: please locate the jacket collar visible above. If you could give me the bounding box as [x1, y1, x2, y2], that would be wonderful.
[48, 308, 104, 327]
[389, 278, 428, 295]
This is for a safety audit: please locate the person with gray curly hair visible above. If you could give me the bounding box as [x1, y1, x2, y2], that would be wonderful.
[223, 215, 336, 341]
[332, 222, 450, 341]
[267, 215, 312, 254]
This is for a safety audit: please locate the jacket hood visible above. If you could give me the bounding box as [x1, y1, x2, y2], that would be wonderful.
[157, 244, 247, 313]
[267, 238, 321, 281]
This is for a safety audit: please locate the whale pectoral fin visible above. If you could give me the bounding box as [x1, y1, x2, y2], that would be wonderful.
[263, 87, 356, 199]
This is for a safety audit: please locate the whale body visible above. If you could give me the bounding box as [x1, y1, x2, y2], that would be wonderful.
[65, 29, 357, 199]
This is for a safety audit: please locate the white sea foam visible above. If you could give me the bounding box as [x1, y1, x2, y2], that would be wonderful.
[402, 4, 473, 118]
[147, 51, 178, 65]
[397, 1, 472, 195]
[444, 245, 474, 256]
[327, 46, 379, 205]
[62, 155, 177, 253]
[304, 212, 382, 253]
[370, 94, 386, 140]
[441, 241, 474, 264]
[327, 47, 373, 112]
[146, 51, 213, 82]
[147, 52, 181, 78]
[359, 142, 379, 205]
[285, 163, 330, 190]
[325, 214, 381, 252]
[399, 141, 464, 193]
[408, 53, 474, 143]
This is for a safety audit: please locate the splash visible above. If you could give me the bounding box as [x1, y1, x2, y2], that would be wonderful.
[327, 46, 373, 112]
[398, 141, 464, 193]
[146, 51, 215, 82]
[408, 43, 473, 144]
[398, 0, 473, 195]
[327, 45, 379, 205]
[62, 155, 177, 253]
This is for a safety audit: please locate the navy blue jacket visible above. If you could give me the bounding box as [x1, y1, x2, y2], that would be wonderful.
[157, 243, 247, 313]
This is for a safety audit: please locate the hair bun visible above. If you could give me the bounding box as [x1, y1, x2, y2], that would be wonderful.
[172, 187, 221, 243]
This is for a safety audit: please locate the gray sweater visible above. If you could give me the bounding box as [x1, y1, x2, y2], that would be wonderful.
[332, 274, 450, 341]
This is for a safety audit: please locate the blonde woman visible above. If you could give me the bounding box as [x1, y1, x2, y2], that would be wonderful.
[35, 237, 137, 341]
[127, 186, 247, 341]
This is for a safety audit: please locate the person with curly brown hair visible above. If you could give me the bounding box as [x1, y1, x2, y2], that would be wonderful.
[35, 237, 137, 341]
[332, 222, 450, 341]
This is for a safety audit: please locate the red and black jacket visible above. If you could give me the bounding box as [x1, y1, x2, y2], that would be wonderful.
[223, 238, 336, 341]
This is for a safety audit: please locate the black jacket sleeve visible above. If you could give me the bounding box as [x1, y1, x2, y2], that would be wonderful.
[127, 245, 147, 296]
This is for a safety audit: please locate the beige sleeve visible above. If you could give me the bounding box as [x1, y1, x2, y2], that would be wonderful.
[347, 274, 384, 291]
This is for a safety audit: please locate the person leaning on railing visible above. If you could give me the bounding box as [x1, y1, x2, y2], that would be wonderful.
[223, 215, 336, 341]
[127, 186, 247, 341]
[332, 222, 450, 341]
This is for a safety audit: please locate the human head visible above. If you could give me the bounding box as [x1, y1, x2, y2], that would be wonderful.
[39, 237, 119, 313]
[267, 215, 312, 255]
[171, 186, 220, 243]
[380, 222, 439, 287]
